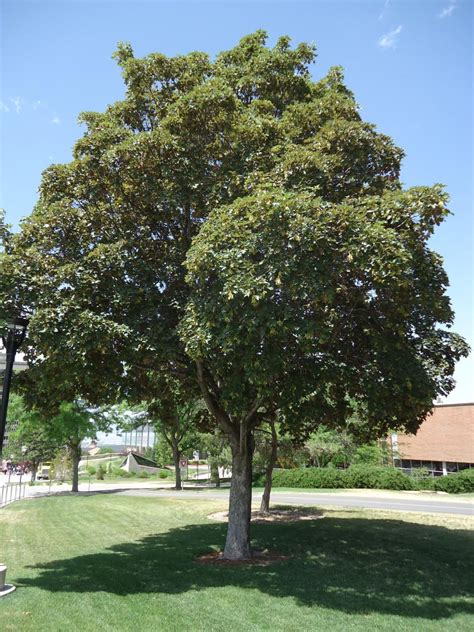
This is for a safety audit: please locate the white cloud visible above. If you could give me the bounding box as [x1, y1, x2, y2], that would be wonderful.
[378, 0, 390, 21]
[378, 25, 403, 49]
[33, 99, 42, 110]
[9, 96, 24, 114]
[51, 116, 61, 125]
[0, 101, 10, 112]
[438, 3, 457, 18]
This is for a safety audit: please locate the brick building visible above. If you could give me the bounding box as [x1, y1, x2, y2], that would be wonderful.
[392, 403, 474, 476]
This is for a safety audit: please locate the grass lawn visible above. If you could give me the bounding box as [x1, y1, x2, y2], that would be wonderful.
[77, 472, 174, 484]
[0, 495, 473, 631]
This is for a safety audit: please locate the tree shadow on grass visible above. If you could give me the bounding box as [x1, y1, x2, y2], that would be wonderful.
[18, 513, 474, 621]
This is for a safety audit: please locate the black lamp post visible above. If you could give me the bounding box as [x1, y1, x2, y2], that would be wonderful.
[0, 316, 29, 456]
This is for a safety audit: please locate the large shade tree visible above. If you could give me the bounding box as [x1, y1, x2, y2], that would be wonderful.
[2, 32, 468, 559]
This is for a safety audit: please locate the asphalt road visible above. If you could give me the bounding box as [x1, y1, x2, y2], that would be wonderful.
[116, 488, 474, 516]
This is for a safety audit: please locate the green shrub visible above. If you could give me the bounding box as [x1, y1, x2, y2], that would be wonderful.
[409, 468, 435, 491]
[253, 466, 474, 493]
[345, 465, 380, 489]
[411, 476, 436, 491]
[138, 471, 151, 478]
[252, 472, 265, 486]
[257, 466, 413, 491]
[347, 465, 413, 490]
[411, 467, 431, 480]
[159, 470, 171, 479]
[375, 467, 414, 491]
[114, 469, 133, 477]
[269, 467, 347, 489]
[434, 469, 474, 494]
[96, 464, 105, 480]
[86, 465, 96, 476]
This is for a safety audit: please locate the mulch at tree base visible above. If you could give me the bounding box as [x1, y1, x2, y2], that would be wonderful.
[197, 508, 324, 565]
[195, 549, 290, 566]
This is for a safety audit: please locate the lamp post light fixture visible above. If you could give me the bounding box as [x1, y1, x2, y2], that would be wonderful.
[0, 316, 29, 456]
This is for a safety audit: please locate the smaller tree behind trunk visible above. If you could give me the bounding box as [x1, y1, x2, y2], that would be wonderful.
[210, 460, 220, 487]
[197, 430, 232, 488]
[152, 396, 204, 491]
[69, 440, 81, 493]
[260, 420, 278, 513]
[254, 420, 307, 513]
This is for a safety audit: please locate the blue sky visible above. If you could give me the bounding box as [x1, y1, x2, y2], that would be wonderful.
[1, 0, 472, 402]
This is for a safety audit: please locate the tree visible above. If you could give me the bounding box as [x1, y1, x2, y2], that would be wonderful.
[2, 32, 469, 559]
[6, 393, 62, 481]
[198, 429, 232, 487]
[150, 392, 203, 490]
[253, 421, 307, 513]
[253, 419, 279, 513]
[154, 433, 173, 468]
[305, 426, 355, 468]
[46, 400, 114, 492]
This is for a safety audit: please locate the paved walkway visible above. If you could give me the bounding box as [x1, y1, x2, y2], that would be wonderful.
[12, 479, 472, 516]
[115, 487, 474, 516]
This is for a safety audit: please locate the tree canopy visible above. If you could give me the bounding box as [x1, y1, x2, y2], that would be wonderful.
[2, 31, 469, 558]
[181, 186, 466, 439]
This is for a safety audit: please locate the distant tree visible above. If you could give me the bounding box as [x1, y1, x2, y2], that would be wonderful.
[352, 442, 392, 466]
[6, 393, 62, 481]
[259, 419, 278, 513]
[305, 426, 356, 469]
[198, 429, 232, 487]
[149, 382, 206, 490]
[46, 401, 114, 492]
[154, 435, 173, 468]
[253, 421, 308, 512]
[10, 376, 116, 491]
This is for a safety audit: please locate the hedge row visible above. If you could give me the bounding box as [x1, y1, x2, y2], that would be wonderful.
[254, 466, 474, 493]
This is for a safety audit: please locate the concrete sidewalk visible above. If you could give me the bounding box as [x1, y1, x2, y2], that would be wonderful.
[13, 479, 472, 516]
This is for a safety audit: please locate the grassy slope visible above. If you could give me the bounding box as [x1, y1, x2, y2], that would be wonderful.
[0, 495, 473, 632]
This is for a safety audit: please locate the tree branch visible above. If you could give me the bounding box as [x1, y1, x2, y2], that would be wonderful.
[195, 360, 234, 436]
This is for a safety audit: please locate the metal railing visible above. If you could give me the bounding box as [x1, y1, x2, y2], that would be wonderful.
[0, 478, 27, 508]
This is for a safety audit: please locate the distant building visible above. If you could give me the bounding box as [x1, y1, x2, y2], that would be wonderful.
[121, 424, 156, 454]
[120, 452, 160, 474]
[392, 403, 474, 476]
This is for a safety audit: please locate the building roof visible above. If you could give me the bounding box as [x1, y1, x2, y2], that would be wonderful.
[397, 403, 474, 463]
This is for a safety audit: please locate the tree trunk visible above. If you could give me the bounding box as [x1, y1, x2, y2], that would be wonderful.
[210, 460, 220, 487]
[223, 432, 253, 560]
[260, 420, 278, 513]
[172, 444, 182, 491]
[31, 462, 38, 483]
[71, 442, 81, 493]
